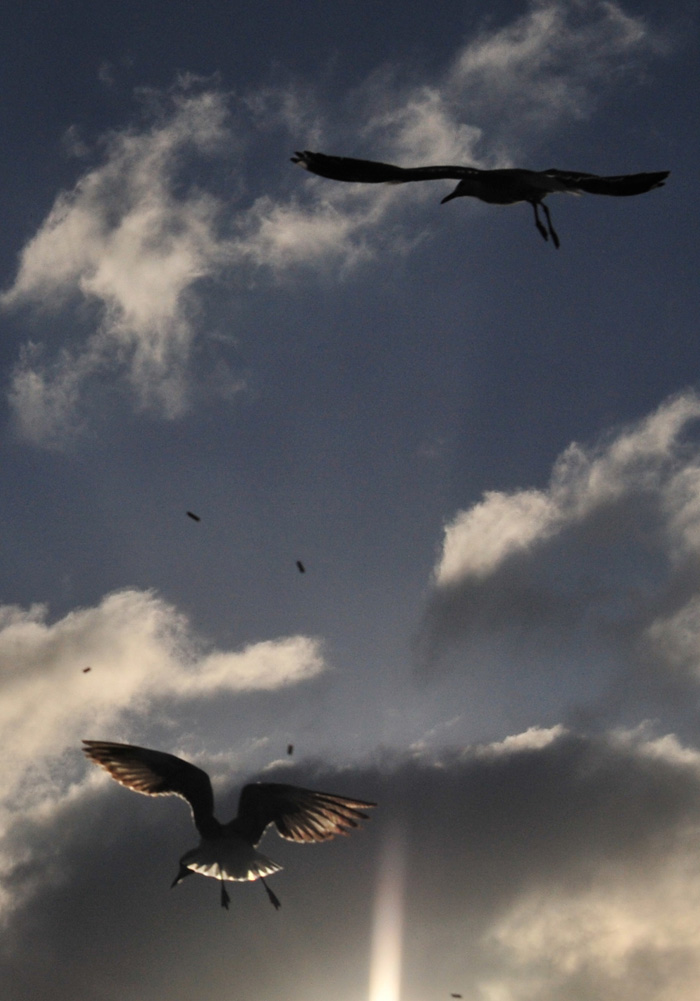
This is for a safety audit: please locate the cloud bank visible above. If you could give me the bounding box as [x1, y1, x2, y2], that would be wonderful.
[3, 724, 700, 1001]
[421, 392, 700, 718]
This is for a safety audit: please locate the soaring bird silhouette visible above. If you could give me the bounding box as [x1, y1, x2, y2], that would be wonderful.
[83, 740, 375, 910]
[291, 150, 669, 248]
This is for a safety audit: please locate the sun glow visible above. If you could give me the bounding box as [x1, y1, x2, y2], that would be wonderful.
[368, 826, 406, 1001]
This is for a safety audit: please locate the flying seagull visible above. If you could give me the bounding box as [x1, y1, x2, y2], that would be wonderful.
[291, 150, 669, 249]
[83, 740, 375, 910]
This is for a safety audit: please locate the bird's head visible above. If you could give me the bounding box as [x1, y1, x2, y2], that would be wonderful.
[440, 182, 465, 204]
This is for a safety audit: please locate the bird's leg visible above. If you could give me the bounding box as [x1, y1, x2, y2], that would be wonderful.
[220, 882, 230, 909]
[531, 202, 549, 243]
[261, 877, 281, 910]
[541, 202, 560, 249]
[219, 866, 230, 910]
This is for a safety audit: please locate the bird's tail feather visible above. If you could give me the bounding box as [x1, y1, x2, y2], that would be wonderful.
[180, 841, 283, 883]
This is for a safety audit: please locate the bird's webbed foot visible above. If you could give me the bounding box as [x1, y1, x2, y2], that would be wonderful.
[532, 202, 550, 243]
[541, 202, 560, 249]
[261, 877, 281, 911]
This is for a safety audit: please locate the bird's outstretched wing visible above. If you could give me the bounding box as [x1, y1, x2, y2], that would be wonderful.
[543, 169, 669, 196]
[292, 152, 669, 198]
[291, 150, 408, 183]
[82, 740, 215, 833]
[234, 782, 376, 845]
[291, 150, 475, 185]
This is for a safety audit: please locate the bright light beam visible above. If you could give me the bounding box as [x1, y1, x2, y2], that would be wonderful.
[368, 824, 406, 1001]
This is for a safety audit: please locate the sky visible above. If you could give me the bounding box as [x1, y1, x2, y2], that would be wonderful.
[1, 1, 700, 999]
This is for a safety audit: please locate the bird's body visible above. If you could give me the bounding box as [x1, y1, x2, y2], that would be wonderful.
[174, 834, 282, 886]
[291, 150, 669, 248]
[83, 740, 375, 909]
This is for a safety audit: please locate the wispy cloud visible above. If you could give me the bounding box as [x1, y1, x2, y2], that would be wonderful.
[350, 0, 662, 165]
[2, 85, 234, 443]
[446, 0, 663, 153]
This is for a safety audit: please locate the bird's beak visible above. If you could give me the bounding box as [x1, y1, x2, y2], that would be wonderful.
[440, 188, 460, 204]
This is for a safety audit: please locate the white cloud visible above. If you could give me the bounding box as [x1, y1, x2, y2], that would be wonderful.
[0, 587, 325, 812]
[1, 86, 234, 442]
[398, 725, 700, 1001]
[448, 0, 661, 150]
[2, 88, 229, 315]
[361, 83, 484, 164]
[7, 343, 86, 446]
[484, 846, 700, 1001]
[435, 393, 700, 587]
[231, 191, 385, 275]
[476, 723, 567, 757]
[422, 392, 700, 711]
[644, 596, 700, 679]
[437, 489, 559, 585]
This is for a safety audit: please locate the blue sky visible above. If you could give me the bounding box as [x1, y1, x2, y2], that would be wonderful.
[2, 2, 700, 1000]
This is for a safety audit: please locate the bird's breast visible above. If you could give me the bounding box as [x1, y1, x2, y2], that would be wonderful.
[455, 169, 560, 205]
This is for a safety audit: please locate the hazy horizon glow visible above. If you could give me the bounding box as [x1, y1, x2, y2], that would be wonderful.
[368, 827, 406, 1001]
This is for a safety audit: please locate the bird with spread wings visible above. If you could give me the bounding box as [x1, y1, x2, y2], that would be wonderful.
[291, 150, 669, 248]
[83, 740, 376, 910]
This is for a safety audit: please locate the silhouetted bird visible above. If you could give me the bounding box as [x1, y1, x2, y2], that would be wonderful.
[296, 560, 306, 573]
[83, 740, 375, 910]
[291, 150, 669, 248]
[287, 744, 294, 756]
[186, 511, 201, 522]
[82, 666, 91, 673]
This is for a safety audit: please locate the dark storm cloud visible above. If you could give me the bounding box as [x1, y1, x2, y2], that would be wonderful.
[3, 725, 700, 1001]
